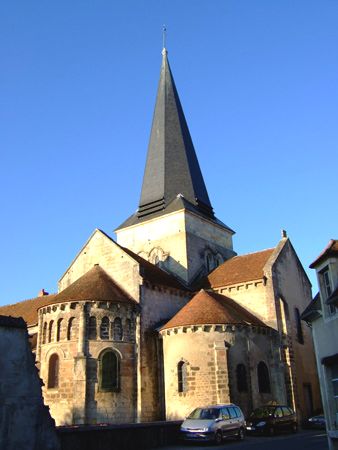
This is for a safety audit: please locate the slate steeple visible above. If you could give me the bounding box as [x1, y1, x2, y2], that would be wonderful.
[137, 48, 214, 220]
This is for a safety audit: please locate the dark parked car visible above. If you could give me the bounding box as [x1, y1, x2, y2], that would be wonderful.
[246, 405, 297, 435]
[180, 404, 246, 444]
[304, 414, 326, 429]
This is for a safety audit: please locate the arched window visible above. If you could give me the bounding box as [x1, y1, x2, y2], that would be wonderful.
[56, 319, 63, 342]
[100, 317, 109, 339]
[113, 318, 123, 341]
[236, 364, 248, 392]
[206, 253, 213, 272]
[48, 320, 54, 343]
[100, 350, 120, 391]
[295, 308, 304, 344]
[48, 353, 59, 388]
[88, 316, 97, 340]
[257, 361, 271, 393]
[178, 361, 187, 393]
[42, 322, 47, 344]
[125, 319, 132, 341]
[67, 317, 75, 340]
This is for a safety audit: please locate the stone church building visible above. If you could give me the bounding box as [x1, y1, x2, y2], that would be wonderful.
[0, 48, 321, 425]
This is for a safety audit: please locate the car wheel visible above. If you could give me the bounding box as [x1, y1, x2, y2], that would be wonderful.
[214, 430, 223, 445]
[291, 423, 298, 433]
[237, 428, 245, 440]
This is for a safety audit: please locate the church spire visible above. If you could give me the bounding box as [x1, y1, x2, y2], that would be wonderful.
[137, 49, 214, 219]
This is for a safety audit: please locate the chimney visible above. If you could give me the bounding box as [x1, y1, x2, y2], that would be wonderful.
[38, 289, 49, 297]
[281, 229, 287, 238]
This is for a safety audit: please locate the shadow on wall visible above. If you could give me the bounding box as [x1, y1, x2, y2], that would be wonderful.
[57, 420, 182, 450]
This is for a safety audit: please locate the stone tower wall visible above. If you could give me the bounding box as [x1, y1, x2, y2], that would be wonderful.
[38, 300, 138, 425]
[161, 325, 284, 420]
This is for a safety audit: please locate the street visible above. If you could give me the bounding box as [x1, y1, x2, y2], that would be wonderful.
[159, 429, 328, 450]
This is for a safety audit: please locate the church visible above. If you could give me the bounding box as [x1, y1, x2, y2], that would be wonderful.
[0, 48, 321, 426]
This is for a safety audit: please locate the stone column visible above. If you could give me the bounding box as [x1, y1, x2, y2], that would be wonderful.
[214, 339, 230, 404]
[73, 303, 87, 424]
[77, 303, 86, 356]
[135, 314, 142, 423]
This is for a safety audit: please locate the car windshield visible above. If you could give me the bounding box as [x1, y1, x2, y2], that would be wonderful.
[250, 406, 275, 418]
[188, 408, 220, 420]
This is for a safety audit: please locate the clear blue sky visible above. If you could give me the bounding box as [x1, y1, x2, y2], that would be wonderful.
[1, 0, 337, 306]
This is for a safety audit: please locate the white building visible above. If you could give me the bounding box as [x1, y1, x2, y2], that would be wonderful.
[302, 239, 338, 450]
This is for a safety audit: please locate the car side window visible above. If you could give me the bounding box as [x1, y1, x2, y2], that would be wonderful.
[228, 407, 237, 419]
[221, 407, 230, 420]
[235, 407, 242, 417]
[282, 406, 291, 416]
[287, 407, 294, 415]
[275, 407, 283, 418]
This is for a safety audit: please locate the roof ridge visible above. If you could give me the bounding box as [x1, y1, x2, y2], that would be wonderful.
[0, 293, 57, 309]
[232, 247, 275, 258]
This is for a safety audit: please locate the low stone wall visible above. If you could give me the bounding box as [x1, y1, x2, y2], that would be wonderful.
[57, 421, 182, 450]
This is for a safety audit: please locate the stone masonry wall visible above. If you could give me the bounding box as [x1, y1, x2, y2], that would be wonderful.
[0, 316, 60, 450]
[38, 300, 138, 426]
[58, 230, 141, 300]
[161, 325, 285, 420]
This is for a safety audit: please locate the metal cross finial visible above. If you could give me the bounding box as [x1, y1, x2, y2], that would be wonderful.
[162, 25, 167, 49]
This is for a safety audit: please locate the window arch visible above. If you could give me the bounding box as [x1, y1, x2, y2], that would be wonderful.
[42, 322, 47, 344]
[88, 316, 97, 340]
[178, 361, 187, 393]
[67, 317, 75, 340]
[56, 319, 63, 342]
[236, 364, 248, 392]
[257, 361, 271, 393]
[48, 320, 54, 343]
[125, 319, 132, 341]
[113, 317, 123, 341]
[206, 253, 213, 272]
[99, 350, 120, 391]
[48, 353, 59, 388]
[100, 316, 109, 339]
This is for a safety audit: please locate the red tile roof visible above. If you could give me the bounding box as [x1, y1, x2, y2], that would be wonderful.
[52, 265, 136, 305]
[309, 239, 338, 268]
[202, 248, 274, 288]
[161, 289, 267, 330]
[0, 294, 58, 327]
[0, 266, 137, 327]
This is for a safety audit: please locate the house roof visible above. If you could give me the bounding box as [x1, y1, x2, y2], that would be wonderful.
[201, 248, 274, 288]
[51, 265, 137, 305]
[161, 289, 267, 330]
[301, 292, 322, 322]
[0, 294, 58, 327]
[309, 239, 338, 268]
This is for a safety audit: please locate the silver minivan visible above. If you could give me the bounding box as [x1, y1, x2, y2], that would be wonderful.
[180, 404, 246, 444]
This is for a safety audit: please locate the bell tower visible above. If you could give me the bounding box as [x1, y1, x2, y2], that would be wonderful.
[116, 49, 235, 285]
